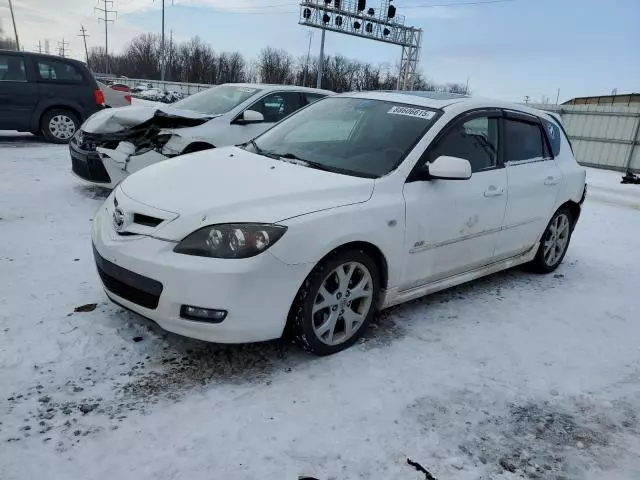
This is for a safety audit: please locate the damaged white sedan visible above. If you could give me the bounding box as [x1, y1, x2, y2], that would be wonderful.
[70, 83, 331, 188]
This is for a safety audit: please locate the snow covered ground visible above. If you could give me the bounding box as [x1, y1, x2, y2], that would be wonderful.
[1, 134, 640, 480]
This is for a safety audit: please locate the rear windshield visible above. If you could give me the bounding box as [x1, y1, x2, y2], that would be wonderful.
[172, 85, 262, 115]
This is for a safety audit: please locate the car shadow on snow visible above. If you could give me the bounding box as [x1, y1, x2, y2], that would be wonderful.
[74, 184, 111, 200]
[0, 133, 51, 147]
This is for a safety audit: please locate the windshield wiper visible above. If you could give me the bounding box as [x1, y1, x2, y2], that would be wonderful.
[273, 152, 374, 178]
[248, 140, 281, 160]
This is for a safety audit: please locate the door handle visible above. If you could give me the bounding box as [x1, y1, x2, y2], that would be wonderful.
[544, 176, 560, 186]
[484, 185, 504, 197]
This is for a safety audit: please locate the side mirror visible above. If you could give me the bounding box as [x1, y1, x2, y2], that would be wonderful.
[428, 155, 472, 180]
[236, 109, 264, 125]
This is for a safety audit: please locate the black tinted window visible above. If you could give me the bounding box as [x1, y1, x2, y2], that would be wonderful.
[430, 116, 499, 172]
[504, 119, 545, 161]
[36, 59, 84, 82]
[0, 55, 27, 82]
[542, 118, 562, 156]
[249, 92, 302, 122]
[304, 93, 325, 105]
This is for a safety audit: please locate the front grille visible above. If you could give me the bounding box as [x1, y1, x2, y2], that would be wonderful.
[133, 213, 163, 227]
[70, 146, 112, 183]
[93, 245, 163, 309]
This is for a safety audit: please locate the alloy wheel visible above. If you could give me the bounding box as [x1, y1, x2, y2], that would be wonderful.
[312, 261, 374, 346]
[48, 115, 76, 140]
[543, 213, 570, 267]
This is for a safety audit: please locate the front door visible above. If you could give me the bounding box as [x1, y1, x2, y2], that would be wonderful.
[494, 112, 562, 259]
[0, 53, 38, 131]
[227, 92, 303, 145]
[402, 111, 508, 289]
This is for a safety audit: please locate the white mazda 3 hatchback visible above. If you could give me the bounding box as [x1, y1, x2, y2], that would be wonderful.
[92, 91, 587, 355]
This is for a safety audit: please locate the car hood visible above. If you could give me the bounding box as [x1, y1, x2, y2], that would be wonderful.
[119, 147, 375, 241]
[82, 105, 214, 134]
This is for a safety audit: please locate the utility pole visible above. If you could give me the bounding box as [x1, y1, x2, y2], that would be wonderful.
[8, 0, 20, 51]
[555, 88, 560, 105]
[79, 26, 91, 68]
[95, 0, 117, 74]
[316, 28, 325, 89]
[36, 41, 43, 54]
[303, 30, 313, 87]
[57, 38, 70, 58]
[156, 0, 174, 81]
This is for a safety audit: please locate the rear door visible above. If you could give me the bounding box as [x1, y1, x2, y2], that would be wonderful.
[494, 111, 562, 259]
[0, 53, 39, 131]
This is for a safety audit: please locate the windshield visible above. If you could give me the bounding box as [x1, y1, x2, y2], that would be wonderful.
[172, 85, 262, 115]
[251, 97, 438, 178]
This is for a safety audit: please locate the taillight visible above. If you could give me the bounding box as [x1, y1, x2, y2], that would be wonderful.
[124, 95, 132, 104]
[111, 85, 131, 93]
[95, 88, 105, 106]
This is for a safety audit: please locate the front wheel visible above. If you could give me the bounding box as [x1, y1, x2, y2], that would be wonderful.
[529, 208, 573, 273]
[289, 250, 380, 356]
[41, 109, 79, 144]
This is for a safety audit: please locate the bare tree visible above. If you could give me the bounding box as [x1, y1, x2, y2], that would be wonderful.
[0, 21, 17, 50]
[257, 47, 295, 84]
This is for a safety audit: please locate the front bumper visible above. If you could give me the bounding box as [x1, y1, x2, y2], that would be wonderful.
[91, 203, 313, 343]
[70, 139, 113, 186]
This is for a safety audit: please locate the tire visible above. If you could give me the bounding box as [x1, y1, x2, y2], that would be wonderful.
[289, 249, 380, 356]
[529, 207, 574, 273]
[41, 109, 80, 144]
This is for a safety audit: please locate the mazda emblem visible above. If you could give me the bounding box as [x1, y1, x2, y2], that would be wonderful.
[113, 207, 126, 231]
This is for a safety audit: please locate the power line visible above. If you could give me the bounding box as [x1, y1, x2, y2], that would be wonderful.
[95, 0, 117, 74]
[79, 26, 90, 68]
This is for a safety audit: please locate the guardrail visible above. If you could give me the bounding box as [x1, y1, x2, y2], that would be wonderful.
[95, 75, 213, 95]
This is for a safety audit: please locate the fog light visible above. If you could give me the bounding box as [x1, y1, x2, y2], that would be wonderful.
[180, 305, 227, 323]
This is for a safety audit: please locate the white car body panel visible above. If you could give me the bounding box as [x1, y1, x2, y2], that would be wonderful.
[117, 147, 375, 240]
[97, 82, 131, 108]
[91, 92, 587, 344]
[79, 84, 333, 188]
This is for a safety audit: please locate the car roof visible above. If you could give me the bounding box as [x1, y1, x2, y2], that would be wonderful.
[0, 49, 87, 66]
[220, 83, 334, 95]
[335, 90, 555, 119]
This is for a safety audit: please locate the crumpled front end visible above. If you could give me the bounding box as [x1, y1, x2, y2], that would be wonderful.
[70, 107, 213, 188]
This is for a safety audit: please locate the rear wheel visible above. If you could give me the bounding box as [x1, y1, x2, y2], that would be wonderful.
[529, 208, 573, 273]
[289, 250, 380, 356]
[41, 109, 79, 144]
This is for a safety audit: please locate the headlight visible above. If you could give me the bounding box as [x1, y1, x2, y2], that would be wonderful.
[174, 223, 287, 259]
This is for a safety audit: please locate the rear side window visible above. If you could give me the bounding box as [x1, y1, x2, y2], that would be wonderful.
[504, 119, 546, 162]
[0, 55, 27, 82]
[541, 118, 562, 156]
[36, 59, 84, 82]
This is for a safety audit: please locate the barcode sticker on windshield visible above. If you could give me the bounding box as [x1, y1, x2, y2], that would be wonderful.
[388, 106, 435, 120]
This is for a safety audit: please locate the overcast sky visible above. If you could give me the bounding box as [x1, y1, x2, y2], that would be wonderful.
[1, 0, 638, 102]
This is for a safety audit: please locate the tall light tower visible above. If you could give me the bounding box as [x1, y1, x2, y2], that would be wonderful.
[299, 0, 422, 90]
[155, 0, 174, 81]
